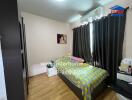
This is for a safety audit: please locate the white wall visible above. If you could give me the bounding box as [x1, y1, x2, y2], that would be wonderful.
[123, 8, 132, 58]
[22, 12, 72, 76]
[0, 42, 7, 100]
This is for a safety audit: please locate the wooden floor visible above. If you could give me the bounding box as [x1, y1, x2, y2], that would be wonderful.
[28, 74, 119, 100]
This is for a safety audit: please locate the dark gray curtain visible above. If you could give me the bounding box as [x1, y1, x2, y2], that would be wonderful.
[73, 24, 91, 62]
[93, 11, 127, 83]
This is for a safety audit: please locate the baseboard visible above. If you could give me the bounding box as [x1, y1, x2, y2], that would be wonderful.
[0, 96, 7, 100]
[29, 62, 49, 77]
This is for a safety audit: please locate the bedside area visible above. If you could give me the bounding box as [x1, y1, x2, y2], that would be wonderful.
[111, 58, 132, 99]
[111, 79, 132, 99]
[111, 72, 132, 99]
[117, 71, 132, 83]
[46, 61, 57, 77]
[47, 67, 57, 77]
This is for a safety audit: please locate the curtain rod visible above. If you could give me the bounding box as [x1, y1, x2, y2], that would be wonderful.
[72, 23, 91, 30]
[72, 6, 129, 30]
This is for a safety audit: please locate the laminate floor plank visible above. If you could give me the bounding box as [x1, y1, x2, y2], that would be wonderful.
[28, 74, 119, 100]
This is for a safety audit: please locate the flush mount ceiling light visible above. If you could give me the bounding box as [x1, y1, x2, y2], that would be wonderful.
[56, 0, 65, 2]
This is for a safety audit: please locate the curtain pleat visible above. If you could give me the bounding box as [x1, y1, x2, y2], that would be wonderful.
[93, 12, 127, 83]
[73, 24, 91, 62]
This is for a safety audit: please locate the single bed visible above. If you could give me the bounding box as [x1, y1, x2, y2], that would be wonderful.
[55, 57, 109, 100]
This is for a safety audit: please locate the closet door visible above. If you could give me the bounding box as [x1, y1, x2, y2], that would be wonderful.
[0, 1, 26, 100]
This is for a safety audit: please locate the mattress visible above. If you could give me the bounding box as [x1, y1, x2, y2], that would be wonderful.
[55, 57, 108, 100]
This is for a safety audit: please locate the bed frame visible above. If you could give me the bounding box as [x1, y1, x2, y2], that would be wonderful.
[58, 73, 107, 100]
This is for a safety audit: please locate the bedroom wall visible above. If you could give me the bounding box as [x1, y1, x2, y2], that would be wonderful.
[123, 8, 132, 58]
[22, 12, 72, 76]
[0, 42, 7, 100]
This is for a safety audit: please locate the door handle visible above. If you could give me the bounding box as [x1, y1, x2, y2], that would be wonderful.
[21, 49, 24, 54]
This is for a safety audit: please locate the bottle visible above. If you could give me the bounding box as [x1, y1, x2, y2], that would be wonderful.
[131, 66, 132, 76]
[128, 65, 131, 74]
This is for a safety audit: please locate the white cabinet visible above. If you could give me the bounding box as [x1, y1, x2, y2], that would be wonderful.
[117, 73, 132, 83]
[47, 67, 57, 77]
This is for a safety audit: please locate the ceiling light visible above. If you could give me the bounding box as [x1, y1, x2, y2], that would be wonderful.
[56, 0, 65, 2]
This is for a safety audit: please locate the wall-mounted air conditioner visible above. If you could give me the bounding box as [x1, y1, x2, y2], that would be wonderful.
[81, 6, 104, 23]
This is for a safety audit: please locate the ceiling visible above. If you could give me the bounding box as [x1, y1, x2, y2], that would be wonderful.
[19, 0, 113, 23]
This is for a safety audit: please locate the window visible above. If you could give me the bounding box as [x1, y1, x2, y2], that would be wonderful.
[90, 22, 93, 54]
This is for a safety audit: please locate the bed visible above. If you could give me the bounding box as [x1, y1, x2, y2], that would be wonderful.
[55, 57, 109, 100]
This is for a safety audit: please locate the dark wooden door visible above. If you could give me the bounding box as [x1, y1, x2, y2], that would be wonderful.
[0, 0, 26, 100]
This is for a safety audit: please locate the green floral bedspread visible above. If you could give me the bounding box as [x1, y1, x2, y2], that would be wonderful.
[55, 57, 109, 100]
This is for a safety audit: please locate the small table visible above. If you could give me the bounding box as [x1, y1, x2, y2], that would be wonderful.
[47, 67, 57, 77]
